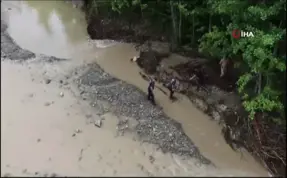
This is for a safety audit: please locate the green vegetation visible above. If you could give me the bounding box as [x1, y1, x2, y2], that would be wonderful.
[84, 0, 286, 175]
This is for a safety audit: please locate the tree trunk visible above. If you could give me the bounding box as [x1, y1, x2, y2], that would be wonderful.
[178, 2, 182, 45]
[208, 13, 212, 32]
[140, 1, 144, 19]
[254, 73, 262, 94]
[170, 0, 178, 50]
[258, 73, 262, 94]
[254, 112, 262, 146]
[90, 0, 99, 16]
[192, 14, 195, 45]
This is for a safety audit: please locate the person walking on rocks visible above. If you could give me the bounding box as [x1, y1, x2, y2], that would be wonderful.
[147, 77, 156, 105]
[166, 78, 177, 100]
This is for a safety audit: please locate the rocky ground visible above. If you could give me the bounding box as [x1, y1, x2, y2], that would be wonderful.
[73, 63, 211, 164]
[1, 20, 35, 60]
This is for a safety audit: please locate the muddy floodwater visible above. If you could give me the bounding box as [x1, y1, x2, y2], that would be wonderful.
[1, 1, 269, 177]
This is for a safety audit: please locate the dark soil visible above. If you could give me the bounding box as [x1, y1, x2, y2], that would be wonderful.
[135, 50, 169, 74]
[86, 16, 166, 43]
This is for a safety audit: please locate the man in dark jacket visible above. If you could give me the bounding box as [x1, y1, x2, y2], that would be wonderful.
[147, 77, 155, 105]
[166, 78, 177, 99]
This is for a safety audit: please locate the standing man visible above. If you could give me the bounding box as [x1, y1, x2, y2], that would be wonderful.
[219, 57, 229, 78]
[166, 78, 177, 100]
[147, 77, 156, 105]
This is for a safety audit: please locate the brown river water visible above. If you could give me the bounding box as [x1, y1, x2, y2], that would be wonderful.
[1, 1, 270, 176]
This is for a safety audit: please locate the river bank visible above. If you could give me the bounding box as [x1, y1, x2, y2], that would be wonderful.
[1, 1, 270, 176]
[81, 1, 285, 176]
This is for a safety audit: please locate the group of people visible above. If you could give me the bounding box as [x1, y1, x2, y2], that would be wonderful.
[146, 56, 230, 105]
[147, 77, 177, 105]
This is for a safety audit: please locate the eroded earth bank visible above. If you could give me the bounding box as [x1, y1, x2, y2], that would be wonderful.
[1, 1, 270, 177]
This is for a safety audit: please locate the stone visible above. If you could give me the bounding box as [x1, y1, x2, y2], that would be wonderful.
[94, 119, 102, 128]
[149, 155, 155, 164]
[212, 111, 221, 121]
[44, 102, 51, 106]
[132, 56, 138, 62]
[45, 79, 51, 84]
[217, 104, 228, 112]
[75, 129, 82, 133]
[59, 92, 64, 97]
[194, 98, 208, 112]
